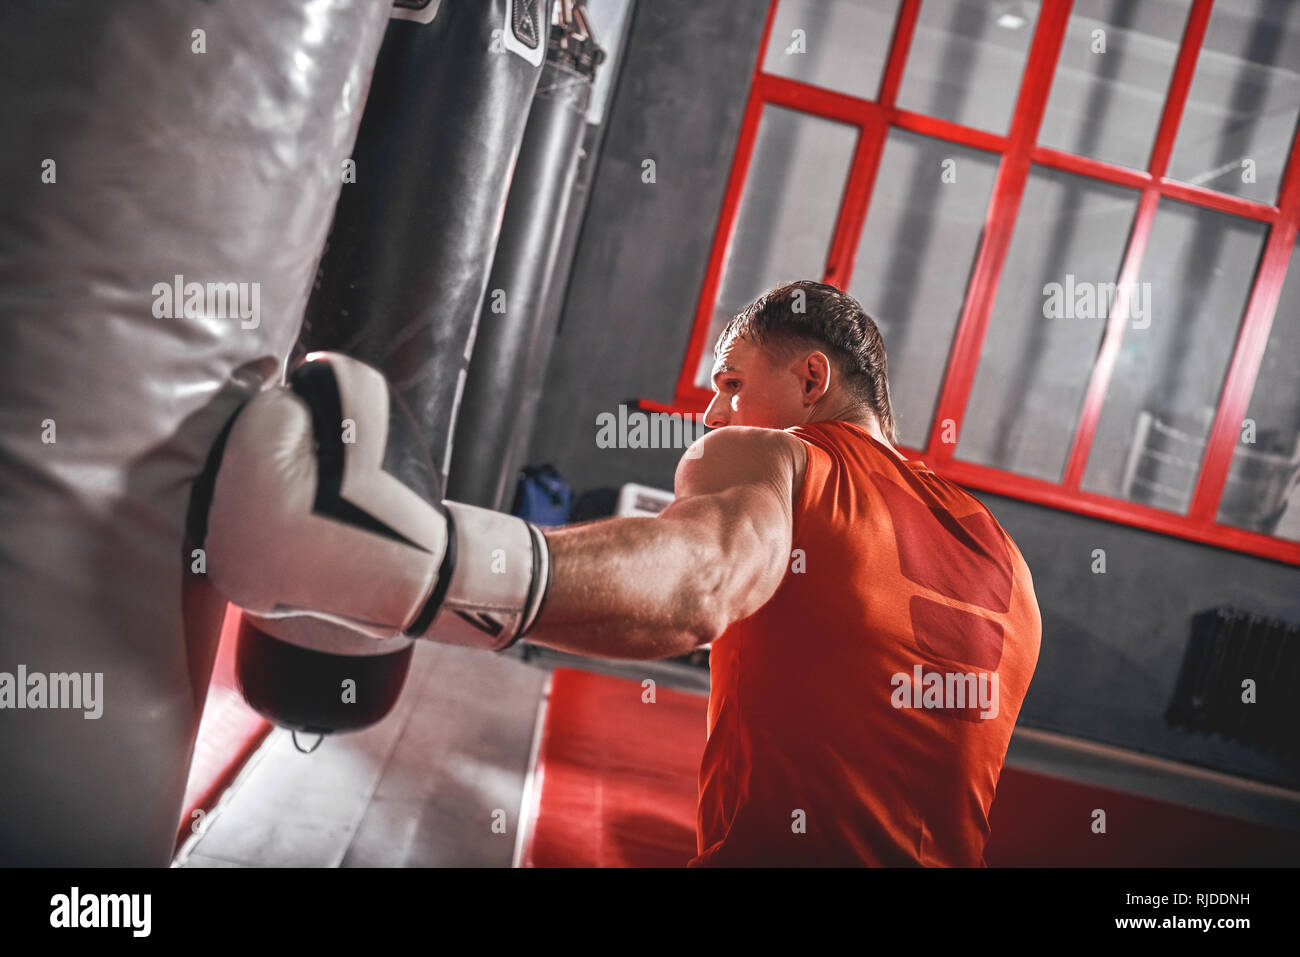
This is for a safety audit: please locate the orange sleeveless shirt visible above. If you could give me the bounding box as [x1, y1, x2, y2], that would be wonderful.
[689, 420, 1041, 866]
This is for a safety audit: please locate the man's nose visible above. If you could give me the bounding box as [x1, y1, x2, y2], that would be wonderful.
[703, 393, 729, 429]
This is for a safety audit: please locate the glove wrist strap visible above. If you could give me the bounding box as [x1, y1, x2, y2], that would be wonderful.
[411, 501, 551, 651]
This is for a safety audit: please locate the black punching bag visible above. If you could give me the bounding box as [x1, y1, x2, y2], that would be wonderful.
[447, 20, 598, 510]
[0, 1, 390, 864]
[234, 0, 554, 735]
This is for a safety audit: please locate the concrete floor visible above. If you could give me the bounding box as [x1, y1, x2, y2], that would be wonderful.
[174, 641, 709, 868]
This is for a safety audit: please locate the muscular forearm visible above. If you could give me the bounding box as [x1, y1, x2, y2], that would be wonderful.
[523, 515, 724, 660]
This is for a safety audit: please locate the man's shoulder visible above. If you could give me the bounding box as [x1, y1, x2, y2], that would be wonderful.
[676, 426, 805, 496]
[686, 424, 805, 461]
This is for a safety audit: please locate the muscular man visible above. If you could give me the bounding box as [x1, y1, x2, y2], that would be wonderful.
[205, 279, 1041, 866]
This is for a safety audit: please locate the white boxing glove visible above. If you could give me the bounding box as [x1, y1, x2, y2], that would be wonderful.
[202, 352, 551, 651]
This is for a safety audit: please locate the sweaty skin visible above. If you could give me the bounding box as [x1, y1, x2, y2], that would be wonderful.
[523, 336, 906, 660]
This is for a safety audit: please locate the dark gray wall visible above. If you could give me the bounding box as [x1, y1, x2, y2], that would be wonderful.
[525, 0, 1300, 791]
[526, 0, 768, 495]
[979, 492, 1300, 790]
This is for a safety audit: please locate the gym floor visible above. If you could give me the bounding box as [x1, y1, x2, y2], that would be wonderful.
[174, 639, 716, 868]
[175, 643, 545, 868]
[174, 629, 1300, 868]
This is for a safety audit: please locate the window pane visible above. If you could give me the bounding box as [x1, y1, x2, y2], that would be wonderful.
[896, 0, 1040, 134]
[1038, 0, 1191, 170]
[1168, 0, 1300, 202]
[762, 0, 900, 100]
[959, 168, 1139, 480]
[1218, 246, 1300, 541]
[692, 106, 859, 389]
[1081, 201, 1269, 510]
[847, 131, 999, 449]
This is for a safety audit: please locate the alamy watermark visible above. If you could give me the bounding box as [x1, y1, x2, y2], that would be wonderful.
[152, 274, 260, 329]
[0, 665, 103, 719]
[595, 404, 707, 454]
[50, 887, 150, 937]
[1043, 273, 1151, 329]
[891, 664, 999, 720]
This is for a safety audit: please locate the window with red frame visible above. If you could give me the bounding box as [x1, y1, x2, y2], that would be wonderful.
[653, 0, 1300, 565]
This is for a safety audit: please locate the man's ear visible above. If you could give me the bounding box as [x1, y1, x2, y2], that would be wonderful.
[800, 351, 832, 402]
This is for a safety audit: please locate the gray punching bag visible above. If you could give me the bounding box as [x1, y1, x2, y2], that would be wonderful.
[0, 2, 390, 865]
[234, 0, 554, 732]
[446, 25, 597, 511]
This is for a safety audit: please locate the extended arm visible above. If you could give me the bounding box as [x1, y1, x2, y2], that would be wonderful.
[202, 354, 803, 661]
[524, 426, 803, 660]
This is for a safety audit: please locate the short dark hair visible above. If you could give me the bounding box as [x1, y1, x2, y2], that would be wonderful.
[716, 280, 897, 443]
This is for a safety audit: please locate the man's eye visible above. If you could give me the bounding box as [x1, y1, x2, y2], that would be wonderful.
[727, 380, 740, 390]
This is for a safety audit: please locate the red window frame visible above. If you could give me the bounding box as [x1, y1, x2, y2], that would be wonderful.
[642, 0, 1300, 566]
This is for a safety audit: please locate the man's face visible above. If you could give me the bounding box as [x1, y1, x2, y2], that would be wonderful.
[704, 335, 811, 430]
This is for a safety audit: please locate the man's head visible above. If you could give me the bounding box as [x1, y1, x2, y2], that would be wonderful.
[704, 280, 897, 440]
